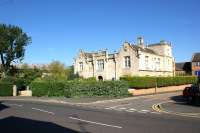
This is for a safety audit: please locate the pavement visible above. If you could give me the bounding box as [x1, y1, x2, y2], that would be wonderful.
[0, 96, 115, 104]
[0, 91, 200, 133]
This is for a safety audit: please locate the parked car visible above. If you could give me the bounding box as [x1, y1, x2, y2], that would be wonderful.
[183, 85, 200, 106]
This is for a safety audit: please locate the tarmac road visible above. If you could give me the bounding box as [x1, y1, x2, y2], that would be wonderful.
[0, 96, 200, 133]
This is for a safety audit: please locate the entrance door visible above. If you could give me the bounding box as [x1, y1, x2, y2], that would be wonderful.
[98, 76, 103, 81]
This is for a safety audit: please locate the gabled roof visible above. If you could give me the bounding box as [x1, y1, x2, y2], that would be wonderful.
[84, 52, 93, 58]
[108, 54, 115, 58]
[82, 51, 116, 59]
[192, 53, 200, 62]
[148, 41, 171, 47]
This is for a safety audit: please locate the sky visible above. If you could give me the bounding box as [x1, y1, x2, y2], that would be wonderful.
[0, 0, 200, 66]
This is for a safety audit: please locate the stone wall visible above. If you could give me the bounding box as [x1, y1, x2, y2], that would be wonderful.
[128, 84, 191, 96]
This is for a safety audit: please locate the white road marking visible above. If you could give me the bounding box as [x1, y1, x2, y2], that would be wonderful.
[126, 110, 136, 112]
[105, 107, 112, 110]
[32, 108, 55, 115]
[137, 110, 148, 113]
[126, 108, 136, 112]
[141, 110, 150, 112]
[119, 107, 127, 110]
[69, 117, 122, 129]
[3, 103, 23, 107]
[129, 108, 136, 110]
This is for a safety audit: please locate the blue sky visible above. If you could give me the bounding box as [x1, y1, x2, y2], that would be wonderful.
[0, 0, 199, 66]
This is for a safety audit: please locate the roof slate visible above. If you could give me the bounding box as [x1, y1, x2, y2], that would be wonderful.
[131, 45, 157, 55]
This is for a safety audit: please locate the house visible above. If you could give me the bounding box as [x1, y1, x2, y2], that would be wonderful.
[191, 53, 200, 76]
[175, 62, 191, 76]
[74, 37, 175, 80]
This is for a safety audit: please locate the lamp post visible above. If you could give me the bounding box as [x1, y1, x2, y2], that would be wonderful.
[155, 78, 157, 94]
[198, 73, 200, 92]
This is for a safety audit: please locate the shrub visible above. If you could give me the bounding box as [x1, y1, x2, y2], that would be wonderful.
[30, 81, 50, 97]
[120, 76, 156, 89]
[30, 80, 129, 98]
[120, 76, 197, 89]
[0, 77, 26, 96]
[0, 76, 30, 91]
[84, 77, 96, 81]
[0, 81, 13, 96]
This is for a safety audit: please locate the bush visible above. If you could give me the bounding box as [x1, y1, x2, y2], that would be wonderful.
[157, 76, 197, 87]
[0, 77, 26, 91]
[120, 76, 156, 89]
[30, 80, 129, 98]
[120, 76, 197, 89]
[0, 81, 13, 96]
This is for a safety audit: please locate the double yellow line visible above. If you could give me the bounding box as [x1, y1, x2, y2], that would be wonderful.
[152, 101, 200, 118]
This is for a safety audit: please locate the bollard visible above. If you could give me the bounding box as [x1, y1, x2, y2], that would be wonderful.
[13, 85, 17, 96]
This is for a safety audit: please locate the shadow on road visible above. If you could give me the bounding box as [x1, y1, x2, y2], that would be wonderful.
[170, 95, 200, 107]
[0, 116, 82, 133]
[0, 101, 9, 111]
[170, 95, 186, 103]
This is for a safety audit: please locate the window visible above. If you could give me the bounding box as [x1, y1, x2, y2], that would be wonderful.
[158, 58, 161, 70]
[145, 56, 149, 69]
[154, 57, 156, 71]
[124, 56, 131, 68]
[167, 49, 170, 56]
[155, 58, 160, 71]
[97, 59, 104, 71]
[79, 62, 83, 71]
[196, 62, 200, 67]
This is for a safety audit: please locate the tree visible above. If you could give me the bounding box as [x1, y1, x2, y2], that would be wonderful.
[18, 64, 42, 89]
[48, 60, 66, 79]
[0, 24, 31, 76]
[65, 66, 79, 80]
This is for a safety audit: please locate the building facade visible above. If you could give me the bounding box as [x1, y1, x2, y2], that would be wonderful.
[191, 53, 200, 76]
[74, 37, 175, 80]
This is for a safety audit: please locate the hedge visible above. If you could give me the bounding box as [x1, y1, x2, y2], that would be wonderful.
[30, 80, 130, 98]
[0, 77, 31, 96]
[120, 76, 197, 89]
[0, 82, 13, 96]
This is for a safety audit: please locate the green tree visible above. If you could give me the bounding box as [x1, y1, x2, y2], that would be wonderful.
[65, 66, 79, 80]
[0, 24, 31, 76]
[48, 60, 66, 79]
[15, 64, 42, 90]
[20, 64, 42, 86]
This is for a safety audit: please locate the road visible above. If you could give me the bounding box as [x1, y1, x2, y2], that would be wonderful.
[0, 92, 200, 133]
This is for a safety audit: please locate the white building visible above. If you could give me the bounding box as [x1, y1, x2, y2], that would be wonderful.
[74, 37, 175, 80]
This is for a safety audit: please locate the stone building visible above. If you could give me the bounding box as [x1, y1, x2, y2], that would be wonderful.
[191, 53, 200, 76]
[74, 37, 175, 80]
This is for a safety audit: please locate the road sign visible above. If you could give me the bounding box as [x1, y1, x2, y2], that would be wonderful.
[195, 71, 200, 77]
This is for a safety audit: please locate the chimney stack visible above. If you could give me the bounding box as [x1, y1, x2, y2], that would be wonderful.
[137, 37, 144, 48]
